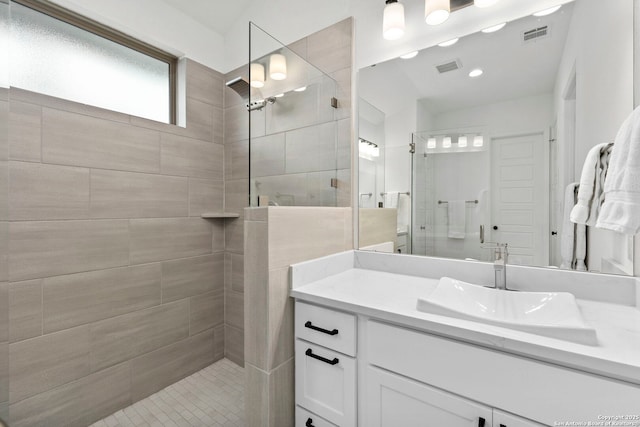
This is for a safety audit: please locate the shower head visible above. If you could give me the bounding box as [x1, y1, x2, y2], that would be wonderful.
[225, 77, 251, 100]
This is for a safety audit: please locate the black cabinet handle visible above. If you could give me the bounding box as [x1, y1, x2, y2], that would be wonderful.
[305, 321, 338, 336]
[500, 424, 507, 427]
[478, 417, 486, 427]
[305, 418, 315, 427]
[493, 226, 499, 230]
[551, 231, 558, 236]
[305, 348, 339, 365]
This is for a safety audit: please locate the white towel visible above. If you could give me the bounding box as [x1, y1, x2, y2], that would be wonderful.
[397, 193, 410, 231]
[384, 192, 399, 208]
[570, 143, 613, 226]
[447, 200, 466, 239]
[597, 106, 640, 234]
[560, 183, 588, 270]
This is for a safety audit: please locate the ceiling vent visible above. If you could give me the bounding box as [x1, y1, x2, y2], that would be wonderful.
[523, 25, 550, 43]
[436, 59, 462, 74]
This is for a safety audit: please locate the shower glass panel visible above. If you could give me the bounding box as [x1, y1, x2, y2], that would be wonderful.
[0, 0, 8, 422]
[248, 22, 339, 207]
[411, 130, 491, 262]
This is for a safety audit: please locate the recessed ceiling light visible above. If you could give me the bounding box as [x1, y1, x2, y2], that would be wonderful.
[294, 86, 307, 92]
[438, 38, 459, 47]
[533, 5, 562, 17]
[469, 68, 484, 77]
[481, 22, 506, 33]
[275, 93, 284, 98]
[400, 51, 419, 59]
[474, 0, 500, 8]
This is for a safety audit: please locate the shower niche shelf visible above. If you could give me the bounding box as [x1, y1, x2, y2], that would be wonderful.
[201, 213, 240, 219]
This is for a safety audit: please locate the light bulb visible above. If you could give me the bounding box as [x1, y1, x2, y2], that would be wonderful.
[269, 54, 287, 80]
[474, 0, 499, 8]
[425, 0, 450, 26]
[458, 136, 468, 148]
[442, 136, 452, 148]
[473, 135, 484, 147]
[469, 68, 484, 77]
[249, 63, 265, 88]
[383, 1, 405, 40]
[427, 137, 437, 149]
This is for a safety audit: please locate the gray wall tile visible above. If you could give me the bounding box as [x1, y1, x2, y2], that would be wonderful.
[244, 220, 268, 370]
[9, 161, 90, 220]
[161, 253, 223, 303]
[186, 59, 223, 108]
[251, 133, 286, 177]
[189, 178, 223, 216]
[9, 220, 130, 282]
[269, 358, 295, 427]
[245, 364, 268, 427]
[10, 326, 91, 403]
[0, 343, 6, 406]
[285, 122, 337, 174]
[225, 289, 244, 331]
[224, 219, 245, 254]
[9, 101, 41, 162]
[129, 218, 212, 265]
[9, 280, 42, 343]
[43, 264, 162, 334]
[224, 139, 248, 180]
[268, 268, 293, 370]
[0, 223, 6, 282]
[42, 108, 160, 173]
[130, 329, 215, 402]
[224, 325, 244, 367]
[213, 324, 225, 360]
[225, 179, 249, 217]
[306, 18, 352, 75]
[9, 362, 130, 427]
[89, 300, 189, 372]
[185, 97, 214, 142]
[90, 169, 188, 219]
[190, 289, 224, 335]
[212, 220, 226, 253]
[160, 133, 223, 179]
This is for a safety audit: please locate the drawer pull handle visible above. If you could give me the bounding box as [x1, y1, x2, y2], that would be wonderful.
[478, 417, 486, 427]
[305, 418, 315, 427]
[305, 348, 339, 365]
[305, 321, 338, 336]
[500, 425, 506, 427]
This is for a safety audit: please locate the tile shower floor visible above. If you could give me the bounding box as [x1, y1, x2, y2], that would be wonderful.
[90, 359, 245, 427]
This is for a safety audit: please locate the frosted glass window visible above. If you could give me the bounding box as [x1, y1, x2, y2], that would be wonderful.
[11, 2, 172, 123]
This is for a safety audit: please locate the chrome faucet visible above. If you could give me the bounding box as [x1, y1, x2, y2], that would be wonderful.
[483, 243, 509, 290]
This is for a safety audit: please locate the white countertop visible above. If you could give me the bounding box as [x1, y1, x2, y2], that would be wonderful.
[291, 267, 640, 385]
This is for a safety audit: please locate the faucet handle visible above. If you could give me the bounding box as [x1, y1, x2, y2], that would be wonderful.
[481, 242, 508, 261]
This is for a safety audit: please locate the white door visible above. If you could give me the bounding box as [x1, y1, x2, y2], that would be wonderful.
[493, 409, 546, 427]
[490, 133, 548, 266]
[365, 366, 492, 427]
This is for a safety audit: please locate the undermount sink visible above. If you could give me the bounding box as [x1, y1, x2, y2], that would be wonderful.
[416, 277, 598, 346]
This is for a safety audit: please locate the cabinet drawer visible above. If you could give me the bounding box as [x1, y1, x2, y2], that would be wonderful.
[295, 302, 356, 356]
[366, 320, 640, 425]
[296, 406, 338, 427]
[295, 340, 356, 427]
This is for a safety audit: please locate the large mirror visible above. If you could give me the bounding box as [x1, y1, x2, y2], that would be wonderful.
[358, 0, 637, 275]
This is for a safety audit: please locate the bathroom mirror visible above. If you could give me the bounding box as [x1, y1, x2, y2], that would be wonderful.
[358, 0, 637, 275]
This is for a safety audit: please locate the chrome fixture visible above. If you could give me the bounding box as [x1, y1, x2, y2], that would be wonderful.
[483, 243, 509, 290]
[247, 97, 276, 112]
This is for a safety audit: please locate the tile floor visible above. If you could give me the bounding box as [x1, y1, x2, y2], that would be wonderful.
[91, 359, 245, 427]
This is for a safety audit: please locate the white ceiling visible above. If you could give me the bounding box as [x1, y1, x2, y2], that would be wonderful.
[359, 3, 574, 116]
[160, 0, 254, 35]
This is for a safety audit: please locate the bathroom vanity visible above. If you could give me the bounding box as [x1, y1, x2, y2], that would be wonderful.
[290, 250, 640, 427]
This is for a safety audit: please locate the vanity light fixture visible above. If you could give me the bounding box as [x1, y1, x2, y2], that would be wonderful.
[359, 138, 380, 159]
[481, 22, 506, 33]
[427, 137, 437, 149]
[533, 5, 562, 17]
[269, 54, 287, 80]
[425, 0, 450, 26]
[294, 86, 307, 92]
[469, 68, 483, 77]
[249, 63, 265, 88]
[400, 51, 419, 59]
[442, 136, 452, 148]
[473, 135, 484, 147]
[383, 0, 405, 40]
[458, 135, 468, 147]
[438, 38, 459, 47]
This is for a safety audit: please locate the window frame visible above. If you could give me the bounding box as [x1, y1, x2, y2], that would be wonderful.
[13, 0, 178, 124]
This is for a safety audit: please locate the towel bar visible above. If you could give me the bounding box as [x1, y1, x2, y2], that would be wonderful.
[438, 200, 478, 205]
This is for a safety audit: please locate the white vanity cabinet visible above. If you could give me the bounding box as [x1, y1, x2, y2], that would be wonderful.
[295, 302, 357, 427]
[493, 410, 545, 427]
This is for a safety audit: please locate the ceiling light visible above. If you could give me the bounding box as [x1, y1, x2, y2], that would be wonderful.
[294, 86, 307, 92]
[425, 0, 450, 26]
[275, 93, 284, 98]
[474, 0, 500, 8]
[458, 136, 468, 147]
[427, 137, 437, 149]
[473, 135, 484, 147]
[249, 63, 265, 88]
[442, 136, 452, 148]
[533, 5, 562, 17]
[469, 68, 483, 77]
[438, 38, 459, 47]
[383, 0, 405, 40]
[481, 22, 506, 33]
[269, 54, 287, 80]
[400, 51, 419, 59]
